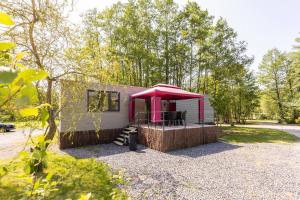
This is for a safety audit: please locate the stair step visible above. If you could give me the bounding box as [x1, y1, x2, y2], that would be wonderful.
[113, 125, 137, 146]
[122, 130, 131, 134]
[125, 127, 137, 131]
[113, 140, 124, 146]
[120, 134, 129, 138]
[116, 137, 125, 142]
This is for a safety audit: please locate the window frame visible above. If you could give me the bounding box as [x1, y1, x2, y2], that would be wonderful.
[87, 89, 120, 112]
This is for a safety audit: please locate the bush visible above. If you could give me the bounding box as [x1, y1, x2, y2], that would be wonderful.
[259, 114, 269, 120]
[296, 117, 300, 124]
[0, 153, 128, 199]
[20, 136, 50, 175]
[0, 114, 14, 122]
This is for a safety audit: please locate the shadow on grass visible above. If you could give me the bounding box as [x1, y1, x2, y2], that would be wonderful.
[220, 127, 299, 143]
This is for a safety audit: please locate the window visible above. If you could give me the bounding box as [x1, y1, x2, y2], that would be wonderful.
[87, 90, 120, 112]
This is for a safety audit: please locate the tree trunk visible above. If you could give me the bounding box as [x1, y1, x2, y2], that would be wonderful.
[196, 54, 202, 93]
[45, 78, 57, 141]
[165, 31, 169, 84]
[274, 75, 285, 121]
[189, 41, 193, 91]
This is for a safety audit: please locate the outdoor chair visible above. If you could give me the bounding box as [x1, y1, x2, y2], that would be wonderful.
[161, 112, 169, 126]
[181, 111, 187, 127]
[168, 111, 178, 126]
[176, 111, 182, 125]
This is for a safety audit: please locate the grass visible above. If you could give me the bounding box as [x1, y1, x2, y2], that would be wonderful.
[244, 119, 279, 124]
[7, 120, 43, 129]
[7, 120, 59, 129]
[0, 153, 128, 200]
[220, 126, 298, 144]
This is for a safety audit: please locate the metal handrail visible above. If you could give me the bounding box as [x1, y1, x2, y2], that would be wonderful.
[134, 111, 187, 130]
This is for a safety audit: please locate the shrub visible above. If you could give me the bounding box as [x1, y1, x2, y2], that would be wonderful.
[296, 117, 300, 124]
[20, 136, 50, 175]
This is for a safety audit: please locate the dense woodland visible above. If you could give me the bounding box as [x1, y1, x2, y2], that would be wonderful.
[0, 0, 299, 131]
[69, 0, 259, 124]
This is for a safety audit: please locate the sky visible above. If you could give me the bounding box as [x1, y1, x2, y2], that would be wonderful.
[69, 0, 300, 71]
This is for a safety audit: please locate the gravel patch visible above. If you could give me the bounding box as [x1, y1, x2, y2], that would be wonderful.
[0, 128, 43, 160]
[62, 141, 300, 200]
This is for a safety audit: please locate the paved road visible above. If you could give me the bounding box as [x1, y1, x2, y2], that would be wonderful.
[0, 128, 43, 160]
[233, 122, 300, 138]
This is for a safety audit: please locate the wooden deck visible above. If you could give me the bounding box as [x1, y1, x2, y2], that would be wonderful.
[138, 124, 221, 152]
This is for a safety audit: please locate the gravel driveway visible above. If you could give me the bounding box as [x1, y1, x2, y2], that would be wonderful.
[63, 141, 300, 200]
[0, 128, 43, 160]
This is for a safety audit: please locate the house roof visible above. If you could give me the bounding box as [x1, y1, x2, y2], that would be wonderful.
[131, 84, 202, 100]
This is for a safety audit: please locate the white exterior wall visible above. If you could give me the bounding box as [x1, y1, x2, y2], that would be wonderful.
[204, 95, 214, 123]
[59, 80, 146, 132]
[176, 95, 214, 124]
[176, 99, 199, 124]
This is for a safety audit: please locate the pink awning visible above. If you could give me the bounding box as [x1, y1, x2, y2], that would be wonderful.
[131, 84, 202, 100]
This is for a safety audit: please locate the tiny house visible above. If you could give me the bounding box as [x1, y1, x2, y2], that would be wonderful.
[59, 80, 218, 151]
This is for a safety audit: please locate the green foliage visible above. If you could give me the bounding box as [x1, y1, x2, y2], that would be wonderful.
[0, 11, 48, 111]
[295, 117, 300, 124]
[7, 120, 43, 129]
[0, 11, 14, 25]
[220, 127, 298, 143]
[72, 0, 258, 122]
[0, 42, 15, 51]
[0, 153, 128, 199]
[19, 107, 39, 117]
[258, 47, 299, 123]
[20, 136, 50, 175]
[24, 173, 59, 199]
[78, 193, 92, 200]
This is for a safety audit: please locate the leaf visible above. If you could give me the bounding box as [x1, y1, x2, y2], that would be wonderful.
[0, 42, 15, 51]
[19, 107, 39, 117]
[16, 52, 28, 60]
[15, 83, 38, 106]
[79, 193, 92, 200]
[24, 165, 31, 175]
[40, 107, 49, 127]
[0, 12, 14, 26]
[0, 88, 10, 100]
[19, 151, 30, 157]
[0, 166, 8, 177]
[0, 67, 17, 84]
[33, 178, 41, 190]
[45, 173, 53, 182]
[15, 63, 27, 70]
[14, 69, 48, 85]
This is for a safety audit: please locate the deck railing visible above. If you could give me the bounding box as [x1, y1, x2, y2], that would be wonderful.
[133, 111, 190, 130]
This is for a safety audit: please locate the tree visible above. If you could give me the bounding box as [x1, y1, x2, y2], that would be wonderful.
[289, 35, 300, 120]
[258, 49, 287, 121]
[177, 1, 213, 91]
[1, 0, 78, 140]
[77, 0, 258, 123]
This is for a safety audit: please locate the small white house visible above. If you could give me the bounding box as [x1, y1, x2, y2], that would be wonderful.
[59, 80, 215, 149]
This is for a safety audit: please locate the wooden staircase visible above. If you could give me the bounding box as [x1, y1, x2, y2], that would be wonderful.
[113, 126, 138, 146]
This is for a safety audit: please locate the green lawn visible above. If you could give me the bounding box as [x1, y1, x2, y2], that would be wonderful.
[220, 126, 298, 143]
[8, 120, 43, 129]
[7, 120, 59, 129]
[244, 119, 279, 124]
[0, 153, 128, 200]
